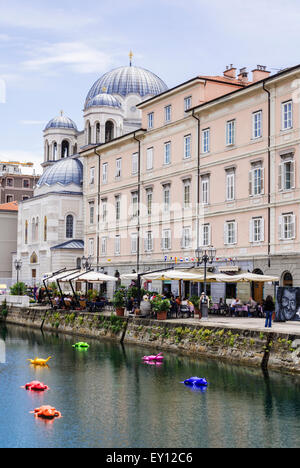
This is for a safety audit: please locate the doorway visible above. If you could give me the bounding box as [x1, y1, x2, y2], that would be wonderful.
[252, 268, 264, 303]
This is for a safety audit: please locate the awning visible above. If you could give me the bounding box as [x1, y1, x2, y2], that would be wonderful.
[218, 266, 240, 273]
[43, 269, 80, 282]
[215, 272, 279, 283]
[59, 270, 118, 283]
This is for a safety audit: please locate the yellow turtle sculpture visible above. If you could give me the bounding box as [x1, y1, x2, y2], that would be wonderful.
[27, 357, 52, 366]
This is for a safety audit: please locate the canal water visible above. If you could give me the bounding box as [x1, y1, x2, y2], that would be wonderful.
[0, 324, 300, 448]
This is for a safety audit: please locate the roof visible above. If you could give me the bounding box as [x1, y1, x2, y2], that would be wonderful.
[37, 158, 83, 188]
[51, 239, 84, 250]
[0, 201, 18, 211]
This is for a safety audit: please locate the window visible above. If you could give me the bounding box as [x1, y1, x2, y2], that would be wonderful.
[105, 121, 114, 142]
[201, 177, 209, 205]
[66, 215, 74, 238]
[115, 235, 121, 255]
[101, 237, 107, 255]
[131, 233, 138, 254]
[184, 134, 191, 159]
[6, 178, 13, 187]
[226, 120, 235, 145]
[250, 217, 264, 243]
[145, 231, 153, 252]
[249, 164, 264, 196]
[201, 224, 211, 246]
[146, 147, 153, 170]
[162, 229, 171, 250]
[44, 216, 47, 242]
[164, 142, 171, 165]
[282, 100, 293, 130]
[182, 227, 192, 248]
[184, 96, 192, 111]
[226, 171, 235, 201]
[115, 158, 122, 179]
[252, 111, 262, 139]
[279, 213, 296, 240]
[131, 192, 138, 218]
[89, 202, 95, 224]
[61, 140, 69, 158]
[132, 153, 138, 175]
[101, 198, 107, 222]
[102, 163, 108, 184]
[224, 221, 237, 245]
[165, 105, 171, 123]
[163, 185, 170, 212]
[183, 180, 191, 208]
[146, 188, 153, 216]
[147, 112, 154, 129]
[25, 220, 28, 245]
[96, 123, 101, 143]
[6, 195, 13, 203]
[23, 179, 30, 188]
[23, 196, 29, 201]
[279, 156, 295, 191]
[202, 128, 210, 153]
[88, 238, 94, 256]
[115, 196, 121, 221]
[89, 167, 95, 185]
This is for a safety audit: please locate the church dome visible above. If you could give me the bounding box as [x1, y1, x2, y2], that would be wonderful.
[37, 158, 83, 188]
[85, 65, 168, 106]
[85, 92, 122, 110]
[45, 113, 78, 132]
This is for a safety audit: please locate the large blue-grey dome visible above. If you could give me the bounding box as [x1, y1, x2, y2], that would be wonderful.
[44, 113, 78, 131]
[85, 66, 168, 106]
[37, 158, 83, 188]
[85, 93, 122, 110]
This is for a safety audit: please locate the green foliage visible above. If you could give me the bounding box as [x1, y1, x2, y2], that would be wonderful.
[150, 295, 171, 313]
[10, 282, 27, 296]
[112, 287, 126, 308]
[1, 300, 8, 318]
[189, 295, 200, 309]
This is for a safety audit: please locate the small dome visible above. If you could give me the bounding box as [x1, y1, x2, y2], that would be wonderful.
[37, 158, 83, 188]
[85, 65, 168, 106]
[45, 113, 78, 132]
[85, 93, 122, 110]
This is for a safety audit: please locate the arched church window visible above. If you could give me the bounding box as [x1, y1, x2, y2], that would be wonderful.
[66, 215, 74, 239]
[45, 141, 50, 161]
[283, 271, 293, 287]
[25, 220, 28, 245]
[76, 257, 81, 269]
[44, 216, 47, 242]
[105, 121, 114, 142]
[30, 252, 38, 264]
[53, 142, 57, 160]
[61, 140, 70, 158]
[73, 144, 77, 155]
[87, 122, 92, 145]
[31, 218, 35, 242]
[35, 217, 39, 242]
[96, 123, 101, 143]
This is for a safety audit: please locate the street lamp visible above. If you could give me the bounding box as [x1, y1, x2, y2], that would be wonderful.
[14, 259, 22, 295]
[195, 246, 216, 317]
[82, 255, 92, 271]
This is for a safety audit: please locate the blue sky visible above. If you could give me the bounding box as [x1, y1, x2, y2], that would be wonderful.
[0, 0, 300, 173]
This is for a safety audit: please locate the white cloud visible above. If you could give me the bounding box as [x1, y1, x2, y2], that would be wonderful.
[20, 120, 47, 126]
[22, 41, 113, 75]
[0, 149, 43, 174]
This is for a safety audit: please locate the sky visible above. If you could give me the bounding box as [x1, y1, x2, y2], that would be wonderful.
[1, 0, 300, 174]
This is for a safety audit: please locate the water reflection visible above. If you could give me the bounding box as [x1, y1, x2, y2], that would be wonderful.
[0, 324, 300, 448]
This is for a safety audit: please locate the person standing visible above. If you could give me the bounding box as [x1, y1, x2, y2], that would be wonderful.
[263, 295, 275, 328]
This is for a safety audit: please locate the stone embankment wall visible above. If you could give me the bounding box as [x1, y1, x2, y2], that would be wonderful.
[2, 306, 300, 374]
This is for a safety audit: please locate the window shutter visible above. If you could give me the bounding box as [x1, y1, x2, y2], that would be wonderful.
[291, 160, 296, 189]
[224, 223, 228, 245]
[261, 168, 265, 194]
[278, 216, 283, 240]
[249, 170, 253, 196]
[208, 224, 211, 245]
[291, 214, 296, 239]
[278, 163, 283, 191]
[261, 218, 265, 242]
[234, 221, 238, 244]
[249, 219, 253, 243]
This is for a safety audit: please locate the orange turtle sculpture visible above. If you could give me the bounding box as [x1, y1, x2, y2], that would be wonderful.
[30, 405, 62, 420]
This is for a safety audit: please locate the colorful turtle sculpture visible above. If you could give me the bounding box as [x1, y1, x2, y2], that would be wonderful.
[27, 357, 52, 366]
[72, 342, 89, 349]
[30, 405, 62, 420]
[142, 352, 164, 362]
[22, 381, 49, 392]
[182, 377, 208, 387]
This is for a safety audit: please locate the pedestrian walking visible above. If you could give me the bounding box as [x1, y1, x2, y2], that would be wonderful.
[263, 295, 275, 328]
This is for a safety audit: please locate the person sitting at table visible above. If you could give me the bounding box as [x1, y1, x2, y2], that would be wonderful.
[247, 297, 257, 317]
[230, 297, 241, 317]
[140, 295, 152, 317]
[126, 296, 134, 315]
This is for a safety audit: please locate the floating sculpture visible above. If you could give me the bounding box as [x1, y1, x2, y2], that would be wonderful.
[27, 357, 52, 366]
[142, 352, 164, 362]
[30, 405, 62, 420]
[182, 377, 208, 387]
[22, 381, 49, 392]
[72, 342, 89, 349]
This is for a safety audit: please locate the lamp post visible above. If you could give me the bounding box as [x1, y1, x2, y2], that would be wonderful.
[81, 255, 92, 296]
[195, 246, 216, 318]
[14, 259, 22, 295]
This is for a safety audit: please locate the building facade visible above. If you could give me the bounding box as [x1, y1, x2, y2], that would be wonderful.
[0, 201, 18, 289]
[0, 162, 39, 204]
[81, 64, 300, 302]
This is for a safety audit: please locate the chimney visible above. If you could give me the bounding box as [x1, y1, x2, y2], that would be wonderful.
[223, 64, 236, 79]
[238, 67, 248, 83]
[252, 65, 271, 82]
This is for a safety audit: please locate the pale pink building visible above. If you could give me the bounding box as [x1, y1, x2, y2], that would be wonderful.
[82, 63, 300, 302]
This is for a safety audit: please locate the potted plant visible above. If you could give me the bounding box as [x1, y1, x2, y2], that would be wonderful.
[189, 295, 200, 317]
[113, 287, 126, 316]
[151, 295, 170, 320]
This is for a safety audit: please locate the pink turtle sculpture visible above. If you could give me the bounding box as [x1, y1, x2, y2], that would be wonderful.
[142, 352, 164, 362]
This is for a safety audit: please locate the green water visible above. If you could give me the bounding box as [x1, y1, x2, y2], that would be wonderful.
[0, 324, 300, 448]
